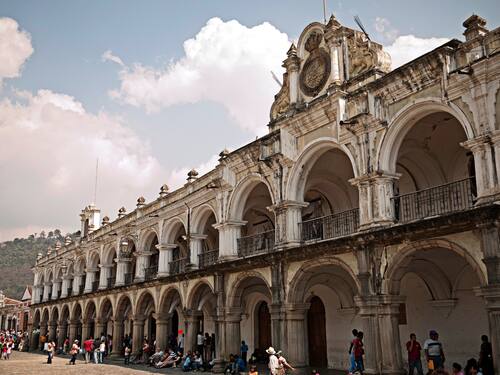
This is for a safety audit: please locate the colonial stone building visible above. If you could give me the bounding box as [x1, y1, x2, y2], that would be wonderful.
[0, 287, 32, 332]
[29, 14, 500, 374]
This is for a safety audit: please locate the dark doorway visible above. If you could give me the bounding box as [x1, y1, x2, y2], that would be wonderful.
[307, 296, 327, 367]
[257, 301, 271, 351]
[171, 310, 179, 336]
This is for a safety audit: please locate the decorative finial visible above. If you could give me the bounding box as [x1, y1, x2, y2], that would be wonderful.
[54, 241, 62, 250]
[37, 252, 43, 260]
[463, 14, 488, 41]
[326, 14, 341, 29]
[159, 184, 169, 197]
[187, 169, 199, 182]
[118, 206, 127, 218]
[101, 216, 110, 226]
[287, 43, 297, 58]
[64, 236, 72, 245]
[47, 246, 52, 256]
[136, 196, 146, 208]
[218, 149, 230, 162]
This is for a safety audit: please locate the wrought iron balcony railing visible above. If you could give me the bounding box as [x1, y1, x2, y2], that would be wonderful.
[144, 265, 158, 281]
[78, 285, 84, 294]
[300, 208, 360, 242]
[91, 280, 99, 292]
[169, 258, 187, 275]
[67, 288, 72, 296]
[199, 249, 219, 268]
[237, 230, 275, 257]
[107, 277, 114, 288]
[392, 178, 475, 223]
[124, 272, 134, 286]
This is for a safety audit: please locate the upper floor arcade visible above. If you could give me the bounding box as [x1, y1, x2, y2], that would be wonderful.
[32, 14, 500, 305]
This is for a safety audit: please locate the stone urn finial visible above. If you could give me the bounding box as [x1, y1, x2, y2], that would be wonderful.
[54, 241, 62, 250]
[218, 149, 230, 162]
[159, 184, 169, 197]
[136, 196, 146, 208]
[64, 236, 72, 245]
[101, 216, 110, 226]
[187, 168, 199, 183]
[118, 206, 127, 218]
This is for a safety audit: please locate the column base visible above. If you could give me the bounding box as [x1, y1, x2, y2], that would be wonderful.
[212, 359, 226, 373]
[157, 272, 170, 278]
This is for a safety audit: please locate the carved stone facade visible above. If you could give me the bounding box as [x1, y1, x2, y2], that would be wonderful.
[30, 15, 500, 375]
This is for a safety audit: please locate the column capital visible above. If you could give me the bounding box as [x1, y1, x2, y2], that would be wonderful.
[190, 233, 208, 240]
[284, 303, 310, 319]
[213, 220, 247, 230]
[461, 134, 493, 151]
[268, 200, 309, 213]
[354, 294, 405, 316]
[99, 264, 113, 269]
[156, 243, 177, 250]
[349, 171, 401, 186]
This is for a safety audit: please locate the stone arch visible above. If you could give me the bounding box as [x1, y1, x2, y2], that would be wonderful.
[88, 251, 100, 269]
[115, 294, 134, 320]
[41, 307, 50, 324]
[192, 204, 219, 233]
[98, 297, 113, 320]
[161, 217, 187, 244]
[61, 304, 70, 321]
[135, 290, 157, 317]
[83, 300, 97, 322]
[286, 137, 359, 203]
[159, 286, 184, 315]
[75, 256, 86, 273]
[287, 257, 360, 307]
[102, 245, 117, 266]
[227, 173, 276, 221]
[383, 238, 487, 296]
[187, 280, 216, 311]
[71, 302, 83, 321]
[377, 99, 476, 174]
[139, 227, 160, 251]
[65, 262, 74, 277]
[50, 305, 60, 323]
[227, 271, 272, 308]
[33, 309, 41, 328]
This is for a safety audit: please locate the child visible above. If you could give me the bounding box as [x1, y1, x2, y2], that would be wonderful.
[249, 365, 259, 375]
[124, 346, 131, 365]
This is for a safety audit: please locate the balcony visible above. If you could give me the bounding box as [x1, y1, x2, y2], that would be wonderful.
[56, 290, 61, 299]
[199, 249, 219, 268]
[91, 280, 99, 292]
[124, 273, 134, 286]
[67, 288, 72, 296]
[78, 285, 84, 294]
[300, 208, 360, 242]
[169, 258, 187, 275]
[237, 230, 275, 257]
[392, 178, 475, 223]
[144, 265, 158, 281]
[107, 277, 114, 288]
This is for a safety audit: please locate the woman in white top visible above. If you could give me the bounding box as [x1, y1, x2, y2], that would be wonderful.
[266, 347, 279, 375]
[99, 340, 106, 363]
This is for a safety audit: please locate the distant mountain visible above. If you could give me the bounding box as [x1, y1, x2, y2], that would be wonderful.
[0, 230, 79, 299]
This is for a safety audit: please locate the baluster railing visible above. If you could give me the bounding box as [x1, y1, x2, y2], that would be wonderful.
[392, 178, 475, 223]
[124, 273, 133, 286]
[144, 265, 158, 281]
[169, 258, 188, 275]
[300, 208, 360, 242]
[91, 280, 99, 292]
[107, 277, 114, 288]
[237, 230, 275, 257]
[198, 249, 219, 268]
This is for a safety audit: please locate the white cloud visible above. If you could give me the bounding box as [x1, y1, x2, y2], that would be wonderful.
[0, 89, 166, 240]
[374, 17, 399, 41]
[109, 17, 290, 136]
[0, 17, 33, 85]
[168, 154, 220, 190]
[102, 49, 124, 67]
[386, 35, 449, 69]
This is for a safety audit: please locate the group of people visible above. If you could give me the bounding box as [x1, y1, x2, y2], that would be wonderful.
[0, 329, 28, 357]
[404, 331, 494, 375]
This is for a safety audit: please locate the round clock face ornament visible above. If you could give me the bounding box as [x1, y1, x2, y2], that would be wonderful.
[299, 32, 331, 97]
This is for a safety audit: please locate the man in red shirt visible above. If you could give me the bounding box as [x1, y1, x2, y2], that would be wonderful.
[83, 336, 94, 364]
[406, 333, 423, 375]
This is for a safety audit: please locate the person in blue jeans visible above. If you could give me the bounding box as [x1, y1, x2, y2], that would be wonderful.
[241, 340, 249, 365]
[232, 354, 246, 374]
[424, 330, 445, 370]
[348, 329, 359, 374]
[183, 351, 193, 372]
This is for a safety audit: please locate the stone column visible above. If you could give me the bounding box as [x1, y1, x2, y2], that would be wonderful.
[355, 295, 405, 375]
[72, 274, 83, 295]
[271, 201, 308, 248]
[115, 258, 130, 286]
[351, 172, 399, 230]
[111, 319, 124, 357]
[95, 319, 106, 338]
[157, 244, 176, 277]
[57, 320, 67, 348]
[51, 281, 60, 300]
[462, 135, 500, 203]
[68, 320, 79, 344]
[478, 285, 500, 375]
[40, 323, 48, 349]
[225, 307, 242, 357]
[84, 269, 97, 293]
[48, 321, 57, 342]
[132, 317, 145, 356]
[185, 310, 203, 352]
[134, 251, 152, 282]
[212, 273, 227, 371]
[82, 322, 92, 340]
[60, 276, 70, 298]
[42, 282, 51, 302]
[213, 221, 246, 260]
[491, 131, 500, 195]
[155, 316, 170, 351]
[99, 264, 113, 290]
[190, 234, 207, 269]
[270, 261, 285, 351]
[284, 303, 309, 367]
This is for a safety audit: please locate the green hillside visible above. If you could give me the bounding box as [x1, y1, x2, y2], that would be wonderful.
[0, 230, 79, 299]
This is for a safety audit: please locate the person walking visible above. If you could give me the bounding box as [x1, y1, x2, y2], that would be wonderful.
[99, 339, 106, 363]
[424, 330, 445, 370]
[353, 331, 364, 374]
[266, 347, 279, 375]
[277, 351, 295, 375]
[83, 336, 93, 364]
[406, 333, 423, 375]
[46, 340, 54, 364]
[479, 335, 493, 375]
[241, 340, 249, 365]
[68, 340, 79, 365]
[348, 329, 359, 375]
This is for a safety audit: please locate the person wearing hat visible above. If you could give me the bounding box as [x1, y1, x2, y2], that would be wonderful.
[424, 330, 445, 370]
[68, 339, 80, 365]
[266, 347, 279, 375]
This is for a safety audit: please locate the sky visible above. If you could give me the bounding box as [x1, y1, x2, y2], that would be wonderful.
[0, 0, 498, 241]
